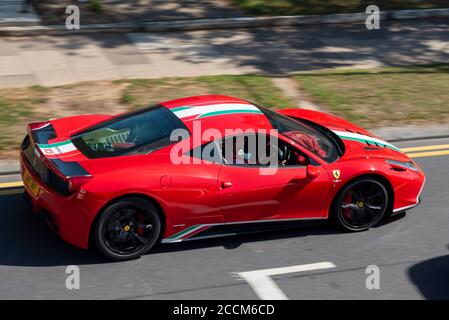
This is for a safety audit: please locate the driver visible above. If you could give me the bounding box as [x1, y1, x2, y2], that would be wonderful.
[285, 131, 327, 158]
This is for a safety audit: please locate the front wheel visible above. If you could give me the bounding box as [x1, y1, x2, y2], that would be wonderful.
[332, 178, 389, 232]
[93, 197, 162, 261]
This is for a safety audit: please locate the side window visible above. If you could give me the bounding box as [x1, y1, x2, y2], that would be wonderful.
[219, 133, 310, 167]
[189, 134, 310, 167]
[189, 140, 223, 163]
[221, 134, 258, 165]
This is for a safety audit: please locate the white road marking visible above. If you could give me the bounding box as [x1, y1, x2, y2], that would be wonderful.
[237, 262, 337, 300]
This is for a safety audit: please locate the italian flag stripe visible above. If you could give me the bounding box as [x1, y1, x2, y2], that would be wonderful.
[197, 109, 262, 118]
[333, 130, 401, 152]
[180, 225, 210, 239]
[167, 224, 211, 240]
[172, 103, 262, 120]
[37, 140, 78, 156]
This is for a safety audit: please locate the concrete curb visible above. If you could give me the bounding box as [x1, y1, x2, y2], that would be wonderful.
[371, 125, 449, 143]
[0, 161, 19, 176]
[1, 7, 449, 36]
[1, 125, 448, 175]
[0, 1, 41, 27]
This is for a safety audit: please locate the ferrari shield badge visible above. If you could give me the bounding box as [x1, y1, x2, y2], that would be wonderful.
[332, 169, 341, 181]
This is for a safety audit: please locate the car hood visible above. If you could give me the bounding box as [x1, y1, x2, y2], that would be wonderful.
[277, 108, 410, 162]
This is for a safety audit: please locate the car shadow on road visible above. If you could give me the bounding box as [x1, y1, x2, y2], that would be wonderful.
[0, 192, 108, 267]
[0, 191, 407, 267]
[152, 222, 337, 254]
[152, 212, 407, 254]
[408, 247, 449, 300]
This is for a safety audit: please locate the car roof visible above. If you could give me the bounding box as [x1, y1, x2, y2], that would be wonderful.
[160, 95, 274, 136]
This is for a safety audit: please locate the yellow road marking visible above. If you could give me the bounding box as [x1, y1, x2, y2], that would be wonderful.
[401, 144, 449, 153]
[0, 181, 23, 189]
[406, 150, 449, 158]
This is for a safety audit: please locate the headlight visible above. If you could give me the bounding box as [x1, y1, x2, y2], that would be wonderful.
[385, 159, 419, 171]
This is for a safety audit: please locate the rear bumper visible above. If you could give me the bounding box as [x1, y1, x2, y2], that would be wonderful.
[20, 154, 106, 249]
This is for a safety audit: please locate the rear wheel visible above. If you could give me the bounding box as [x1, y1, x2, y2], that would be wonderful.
[332, 178, 389, 232]
[93, 197, 161, 261]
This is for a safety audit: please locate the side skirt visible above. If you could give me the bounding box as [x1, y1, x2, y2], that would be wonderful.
[161, 217, 327, 244]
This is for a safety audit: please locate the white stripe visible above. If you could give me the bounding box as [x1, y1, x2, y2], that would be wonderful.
[168, 225, 207, 241]
[31, 123, 50, 131]
[55, 142, 77, 153]
[333, 130, 400, 151]
[173, 103, 259, 119]
[238, 262, 337, 300]
[38, 142, 77, 155]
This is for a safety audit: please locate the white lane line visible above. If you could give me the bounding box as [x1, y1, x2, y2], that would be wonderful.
[237, 262, 337, 300]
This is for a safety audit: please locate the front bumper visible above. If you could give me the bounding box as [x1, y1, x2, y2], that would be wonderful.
[392, 170, 426, 214]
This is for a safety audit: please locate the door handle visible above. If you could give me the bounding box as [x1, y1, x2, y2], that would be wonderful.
[221, 181, 233, 189]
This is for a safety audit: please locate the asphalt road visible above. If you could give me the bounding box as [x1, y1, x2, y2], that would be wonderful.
[0, 137, 448, 300]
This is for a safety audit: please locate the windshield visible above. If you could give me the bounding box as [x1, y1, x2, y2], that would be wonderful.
[259, 107, 341, 163]
[72, 105, 188, 158]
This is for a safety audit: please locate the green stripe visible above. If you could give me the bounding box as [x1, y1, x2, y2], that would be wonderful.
[197, 109, 263, 119]
[171, 106, 191, 113]
[337, 135, 400, 152]
[167, 225, 201, 239]
[37, 139, 72, 148]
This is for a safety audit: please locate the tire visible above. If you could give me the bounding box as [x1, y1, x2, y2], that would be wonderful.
[93, 197, 162, 261]
[331, 177, 389, 232]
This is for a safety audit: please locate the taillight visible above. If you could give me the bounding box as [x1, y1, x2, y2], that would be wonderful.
[67, 176, 92, 194]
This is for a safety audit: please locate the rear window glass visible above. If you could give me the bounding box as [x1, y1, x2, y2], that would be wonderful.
[72, 106, 188, 158]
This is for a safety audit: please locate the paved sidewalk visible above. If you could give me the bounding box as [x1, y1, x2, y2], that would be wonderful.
[0, 0, 41, 26]
[1, 19, 449, 87]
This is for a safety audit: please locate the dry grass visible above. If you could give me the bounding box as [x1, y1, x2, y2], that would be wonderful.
[293, 64, 449, 127]
[0, 75, 295, 158]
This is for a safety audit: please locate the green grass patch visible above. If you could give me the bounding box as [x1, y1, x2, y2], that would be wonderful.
[0, 100, 32, 125]
[0, 96, 37, 152]
[120, 75, 297, 110]
[293, 64, 449, 127]
[232, 0, 449, 16]
[0, 75, 297, 157]
[88, 0, 102, 13]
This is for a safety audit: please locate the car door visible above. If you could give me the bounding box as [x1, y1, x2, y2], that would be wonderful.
[217, 133, 330, 223]
[160, 144, 224, 228]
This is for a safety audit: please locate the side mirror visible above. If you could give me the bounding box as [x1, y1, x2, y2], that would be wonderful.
[307, 165, 321, 179]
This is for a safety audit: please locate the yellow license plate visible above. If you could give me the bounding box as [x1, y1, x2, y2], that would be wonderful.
[23, 169, 41, 199]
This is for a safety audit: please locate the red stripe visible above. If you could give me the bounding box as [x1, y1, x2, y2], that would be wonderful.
[181, 225, 210, 239]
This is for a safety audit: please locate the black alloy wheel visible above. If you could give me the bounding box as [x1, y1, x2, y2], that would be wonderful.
[94, 197, 161, 260]
[333, 178, 389, 232]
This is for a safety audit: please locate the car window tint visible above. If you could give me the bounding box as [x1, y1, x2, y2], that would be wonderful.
[219, 133, 309, 167]
[72, 106, 188, 158]
[190, 140, 223, 163]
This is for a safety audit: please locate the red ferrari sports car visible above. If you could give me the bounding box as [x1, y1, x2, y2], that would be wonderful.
[20, 95, 425, 260]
